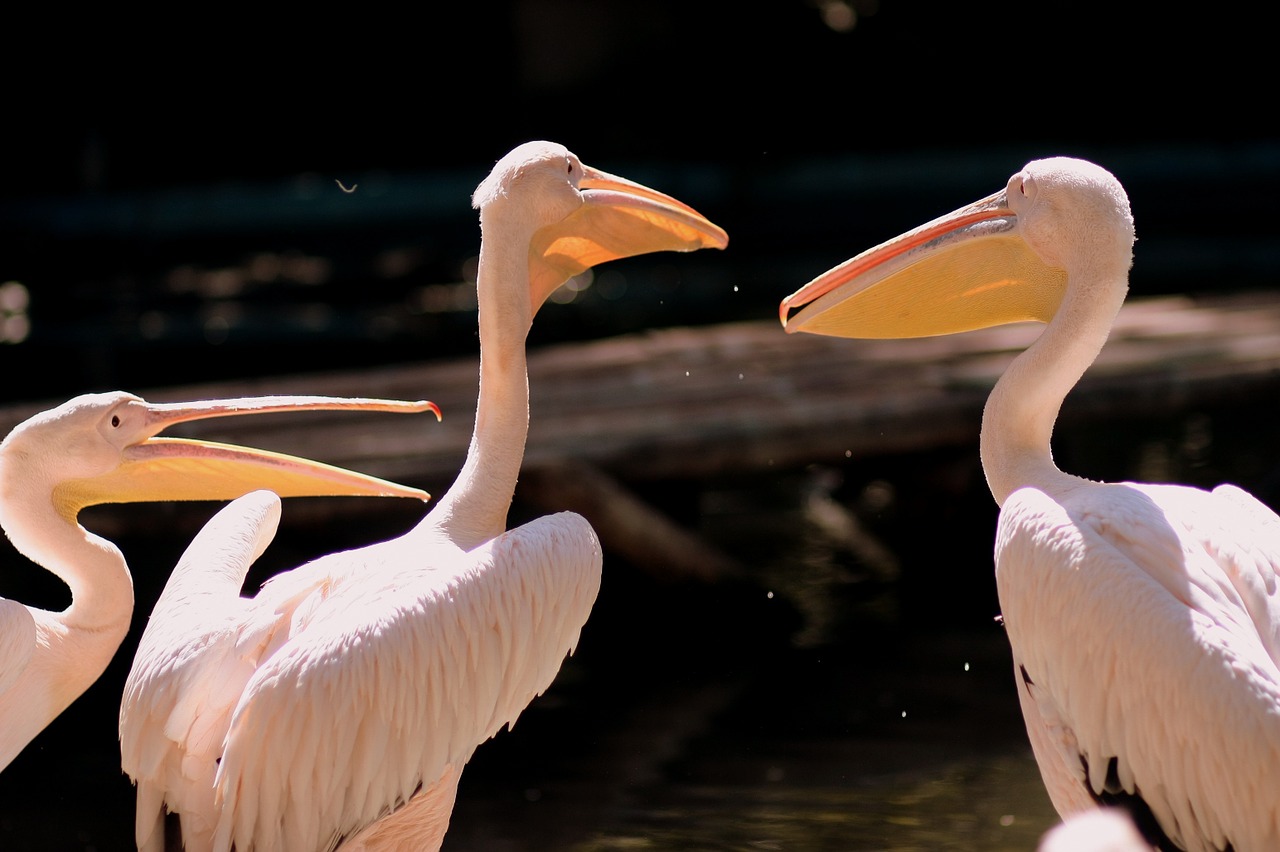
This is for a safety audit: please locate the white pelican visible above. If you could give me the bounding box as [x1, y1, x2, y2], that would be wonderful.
[0, 390, 435, 774]
[779, 157, 1280, 851]
[119, 140, 729, 852]
[1039, 809, 1152, 852]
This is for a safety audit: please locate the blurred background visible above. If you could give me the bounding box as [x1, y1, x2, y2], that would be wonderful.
[1, 1, 1277, 849]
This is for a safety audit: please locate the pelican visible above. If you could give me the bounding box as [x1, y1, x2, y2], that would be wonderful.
[1039, 809, 1152, 852]
[0, 390, 435, 774]
[779, 157, 1280, 851]
[119, 140, 729, 852]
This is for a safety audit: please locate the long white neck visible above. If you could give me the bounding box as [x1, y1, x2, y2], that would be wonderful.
[0, 482, 134, 770]
[980, 264, 1129, 507]
[427, 206, 536, 549]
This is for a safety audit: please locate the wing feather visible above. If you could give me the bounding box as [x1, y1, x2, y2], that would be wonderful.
[120, 490, 284, 851]
[211, 511, 601, 852]
[996, 482, 1280, 852]
[120, 490, 362, 852]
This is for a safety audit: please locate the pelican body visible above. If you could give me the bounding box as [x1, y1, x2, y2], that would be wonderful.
[119, 141, 728, 852]
[780, 157, 1280, 851]
[0, 391, 435, 774]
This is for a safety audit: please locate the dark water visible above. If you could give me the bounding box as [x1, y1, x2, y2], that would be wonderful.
[0, 624, 1058, 852]
[440, 628, 1060, 852]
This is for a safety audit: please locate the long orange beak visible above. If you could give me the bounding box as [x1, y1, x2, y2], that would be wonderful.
[779, 186, 1066, 339]
[527, 165, 729, 310]
[58, 395, 439, 516]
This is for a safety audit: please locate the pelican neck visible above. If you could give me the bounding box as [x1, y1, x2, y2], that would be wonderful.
[428, 211, 536, 548]
[979, 268, 1129, 507]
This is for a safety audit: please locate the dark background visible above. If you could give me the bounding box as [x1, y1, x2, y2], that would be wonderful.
[1, 2, 1278, 849]
[3, 1, 1270, 193]
[2, 1, 1276, 404]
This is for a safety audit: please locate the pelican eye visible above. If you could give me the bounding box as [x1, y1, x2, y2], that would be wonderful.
[1008, 172, 1036, 210]
[110, 415, 121, 428]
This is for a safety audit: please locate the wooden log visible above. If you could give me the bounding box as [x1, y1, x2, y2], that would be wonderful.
[4, 291, 1279, 588]
[1, 292, 1277, 494]
[517, 458, 742, 584]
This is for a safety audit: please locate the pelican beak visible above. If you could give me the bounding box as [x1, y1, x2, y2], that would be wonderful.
[527, 165, 729, 310]
[779, 186, 1066, 338]
[58, 395, 440, 515]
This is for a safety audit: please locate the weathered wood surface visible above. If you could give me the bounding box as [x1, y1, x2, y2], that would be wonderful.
[3, 290, 1278, 494]
[3, 290, 1276, 582]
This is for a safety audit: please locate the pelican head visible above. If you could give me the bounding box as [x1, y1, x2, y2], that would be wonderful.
[778, 157, 1134, 339]
[472, 140, 729, 312]
[0, 391, 438, 535]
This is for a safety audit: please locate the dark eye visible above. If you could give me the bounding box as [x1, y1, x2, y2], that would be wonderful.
[566, 158, 573, 175]
[110, 415, 121, 428]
